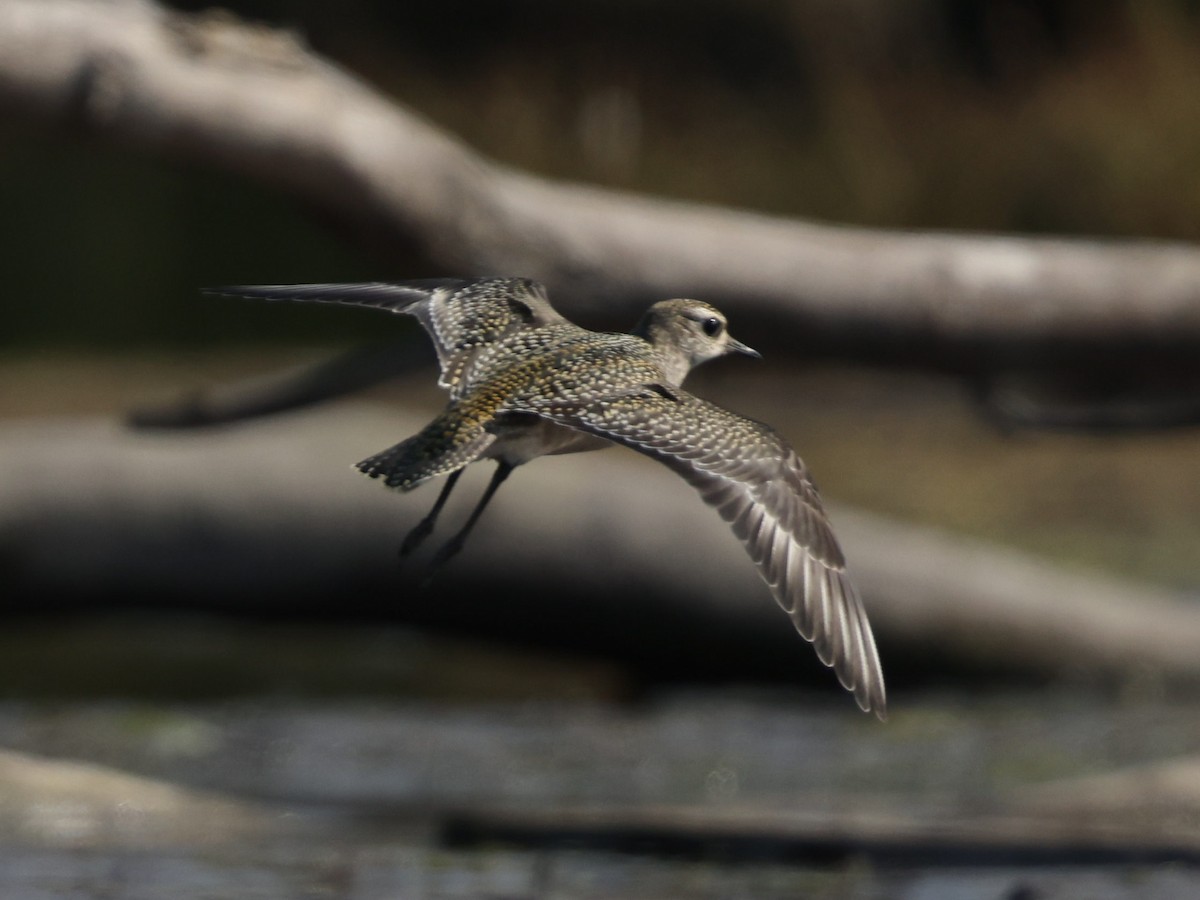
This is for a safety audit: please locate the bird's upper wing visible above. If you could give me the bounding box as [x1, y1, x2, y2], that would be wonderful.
[523, 388, 886, 718]
[210, 278, 568, 396]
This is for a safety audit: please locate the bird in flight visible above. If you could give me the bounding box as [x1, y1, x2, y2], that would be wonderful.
[215, 278, 886, 718]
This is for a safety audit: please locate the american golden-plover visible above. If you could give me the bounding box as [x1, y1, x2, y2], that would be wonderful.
[218, 278, 886, 717]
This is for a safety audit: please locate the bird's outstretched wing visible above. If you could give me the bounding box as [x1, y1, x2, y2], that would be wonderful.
[210, 278, 567, 396]
[525, 388, 886, 718]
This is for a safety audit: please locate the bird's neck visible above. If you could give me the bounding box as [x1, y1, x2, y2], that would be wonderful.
[652, 346, 695, 388]
[633, 325, 694, 388]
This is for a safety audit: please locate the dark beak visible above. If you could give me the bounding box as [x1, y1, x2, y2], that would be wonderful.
[727, 336, 762, 359]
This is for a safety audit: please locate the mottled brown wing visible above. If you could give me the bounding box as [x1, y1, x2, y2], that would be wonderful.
[209, 278, 567, 397]
[529, 389, 886, 718]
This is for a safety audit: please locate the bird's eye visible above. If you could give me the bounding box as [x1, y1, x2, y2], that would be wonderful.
[702, 317, 723, 337]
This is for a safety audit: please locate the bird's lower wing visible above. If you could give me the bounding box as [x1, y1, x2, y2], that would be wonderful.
[525, 389, 887, 719]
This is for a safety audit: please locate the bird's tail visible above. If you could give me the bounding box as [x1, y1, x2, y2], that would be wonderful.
[356, 410, 496, 491]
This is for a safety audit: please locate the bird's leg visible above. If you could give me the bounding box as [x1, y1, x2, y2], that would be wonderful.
[422, 462, 514, 581]
[399, 469, 462, 558]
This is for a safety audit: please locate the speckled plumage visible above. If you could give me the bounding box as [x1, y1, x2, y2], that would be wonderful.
[217, 278, 887, 718]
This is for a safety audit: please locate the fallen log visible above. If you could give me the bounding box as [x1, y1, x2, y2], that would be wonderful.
[3, 406, 1199, 691]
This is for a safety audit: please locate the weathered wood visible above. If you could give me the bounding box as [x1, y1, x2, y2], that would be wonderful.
[0, 749, 275, 848]
[127, 340, 433, 429]
[5, 0, 1200, 369]
[4, 407, 1200, 688]
[442, 802, 1200, 866]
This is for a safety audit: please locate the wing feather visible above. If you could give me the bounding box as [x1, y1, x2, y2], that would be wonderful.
[208, 278, 567, 397]
[526, 389, 887, 719]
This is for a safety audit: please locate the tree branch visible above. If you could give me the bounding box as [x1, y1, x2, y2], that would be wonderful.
[5, 0, 1200, 369]
[6, 408, 1200, 692]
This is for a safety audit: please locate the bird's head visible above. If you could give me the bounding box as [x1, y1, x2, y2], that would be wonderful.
[635, 299, 760, 385]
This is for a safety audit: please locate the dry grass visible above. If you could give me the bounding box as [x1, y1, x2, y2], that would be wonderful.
[341, 1, 1200, 240]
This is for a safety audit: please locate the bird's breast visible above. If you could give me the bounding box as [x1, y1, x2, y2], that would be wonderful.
[486, 414, 611, 466]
